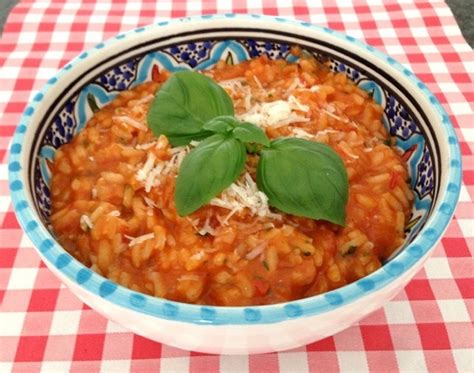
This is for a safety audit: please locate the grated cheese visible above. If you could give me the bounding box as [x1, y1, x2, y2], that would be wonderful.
[189, 251, 205, 261]
[210, 173, 282, 222]
[163, 146, 189, 175]
[218, 78, 253, 111]
[198, 216, 216, 236]
[237, 98, 310, 128]
[338, 141, 360, 159]
[136, 141, 157, 150]
[252, 75, 264, 90]
[170, 146, 187, 155]
[135, 94, 155, 105]
[79, 215, 93, 231]
[135, 146, 190, 193]
[288, 77, 306, 91]
[136, 152, 156, 182]
[126, 233, 155, 247]
[291, 127, 340, 141]
[291, 127, 315, 139]
[288, 95, 309, 112]
[113, 115, 148, 132]
[245, 243, 267, 260]
[145, 163, 164, 192]
[143, 196, 158, 208]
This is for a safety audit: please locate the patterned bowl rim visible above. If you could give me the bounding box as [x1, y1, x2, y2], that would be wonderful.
[8, 14, 462, 325]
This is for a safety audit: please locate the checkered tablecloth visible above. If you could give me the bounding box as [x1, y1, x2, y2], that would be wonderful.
[0, 0, 472, 371]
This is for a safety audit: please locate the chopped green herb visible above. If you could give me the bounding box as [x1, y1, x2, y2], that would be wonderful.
[263, 260, 270, 271]
[343, 245, 357, 257]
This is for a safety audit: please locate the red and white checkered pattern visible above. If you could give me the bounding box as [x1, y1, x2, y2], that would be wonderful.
[0, 0, 472, 371]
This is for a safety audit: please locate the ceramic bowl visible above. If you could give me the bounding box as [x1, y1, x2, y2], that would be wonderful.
[8, 14, 461, 354]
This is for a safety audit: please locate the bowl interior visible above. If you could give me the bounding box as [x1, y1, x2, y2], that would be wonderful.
[32, 34, 438, 263]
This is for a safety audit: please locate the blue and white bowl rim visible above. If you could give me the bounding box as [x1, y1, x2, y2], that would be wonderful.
[8, 14, 462, 325]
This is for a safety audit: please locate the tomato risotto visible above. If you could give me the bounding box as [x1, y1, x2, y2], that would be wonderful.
[50, 52, 413, 306]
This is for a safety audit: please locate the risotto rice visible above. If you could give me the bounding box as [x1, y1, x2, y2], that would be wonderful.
[50, 50, 413, 306]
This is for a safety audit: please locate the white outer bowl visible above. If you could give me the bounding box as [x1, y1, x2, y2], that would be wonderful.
[8, 15, 462, 354]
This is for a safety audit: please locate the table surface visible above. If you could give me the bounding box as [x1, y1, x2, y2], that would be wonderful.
[0, 0, 472, 372]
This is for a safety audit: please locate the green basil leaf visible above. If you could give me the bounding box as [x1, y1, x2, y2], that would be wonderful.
[147, 71, 234, 146]
[175, 133, 246, 216]
[203, 116, 270, 147]
[232, 121, 270, 147]
[257, 138, 348, 225]
[202, 116, 236, 133]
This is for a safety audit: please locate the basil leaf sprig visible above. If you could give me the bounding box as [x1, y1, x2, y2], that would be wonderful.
[257, 138, 348, 225]
[147, 71, 349, 225]
[175, 133, 246, 216]
[147, 71, 234, 146]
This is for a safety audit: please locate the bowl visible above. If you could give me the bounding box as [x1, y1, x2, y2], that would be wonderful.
[8, 14, 461, 354]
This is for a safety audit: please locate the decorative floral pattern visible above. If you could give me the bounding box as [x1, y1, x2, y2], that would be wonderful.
[162, 41, 217, 67]
[96, 58, 140, 91]
[416, 144, 434, 199]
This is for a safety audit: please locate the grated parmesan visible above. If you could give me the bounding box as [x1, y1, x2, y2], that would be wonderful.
[338, 141, 360, 159]
[135, 94, 155, 105]
[252, 75, 264, 90]
[237, 98, 310, 128]
[218, 78, 253, 111]
[287, 77, 306, 91]
[189, 251, 205, 261]
[198, 216, 216, 236]
[136, 141, 157, 150]
[321, 104, 359, 129]
[126, 233, 155, 247]
[79, 215, 93, 231]
[245, 243, 267, 260]
[291, 127, 340, 141]
[135, 146, 190, 193]
[288, 95, 309, 112]
[143, 196, 158, 208]
[210, 173, 282, 223]
[136, 152, 156, 182]
[113, 115, 148, 132]
[145, 163, 164, 192]
[162, 146, 189, 176]
[291, 127, 315, 139]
